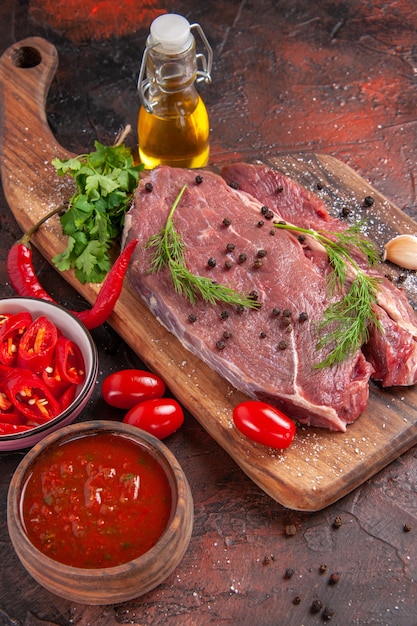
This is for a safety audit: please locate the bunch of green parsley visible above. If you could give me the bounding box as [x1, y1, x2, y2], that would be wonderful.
[52, 141, 143, 283]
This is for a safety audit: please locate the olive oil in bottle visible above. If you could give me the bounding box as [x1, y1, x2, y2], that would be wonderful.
[137, 14, 212, 169]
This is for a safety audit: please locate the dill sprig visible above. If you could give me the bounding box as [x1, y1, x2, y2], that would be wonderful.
[146, 186, 261, 309]
[274, 221, 382, 367]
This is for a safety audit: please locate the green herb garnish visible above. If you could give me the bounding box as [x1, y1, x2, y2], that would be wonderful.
[274, 221, 382, 367]
[146, 185, 260, 309]
[52, 141, 143, 283]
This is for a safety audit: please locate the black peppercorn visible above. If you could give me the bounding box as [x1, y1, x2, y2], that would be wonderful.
[195, 174, 203, 184]
[332, 516, 342, 529]
[236, 305, 245, 315]
[261, 205, 269, 215]
[322, 607, 334, 621]
[188, 313, 197, 323]
[278, 340, 288, 350]
[222, 217, 231, 226]
[283, 309, 292, 317]
[298, 234, 306, 243]
[292, 596, 301, 605]
[341, 206, 351, 218]
[403, 523, 412, 532]
[276, 185, 283, 193]
[257, 220, 264, 227]
[363, 195, 374, 207]
[257, 249, 267, 258]
[319, 563, 327, 574]
[317, 181, 324, 190]
[226, 242, 235, 252]
[271, 307, 281, 317]
[264, 209, 274, 220]
[284, 568, 294, 579]
[220, 310, 229, 320]
[207, 257, 217, 268]
[238, 253, 247, 264]
[145, 182, 153, 192]
[299, 311, 308, 322]
[216, 340, 226, 350]
[223, 331, 232, 339]
[311, 599, 323, 614]
[249, 290, 259, 300]
[224, 260, 233, 270]
[229, 181, 239, 189]
[259, 331, 267, 338]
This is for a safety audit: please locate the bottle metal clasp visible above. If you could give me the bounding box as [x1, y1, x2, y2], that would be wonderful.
[190, 23, 213, 85]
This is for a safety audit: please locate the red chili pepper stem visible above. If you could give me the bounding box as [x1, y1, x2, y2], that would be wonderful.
[18, 205, 67, 247]
[7, 205, 68, 301]
[8, 204, 138, 329]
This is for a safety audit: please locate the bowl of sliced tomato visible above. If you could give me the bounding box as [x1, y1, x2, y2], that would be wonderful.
[0, 297, 98, 451]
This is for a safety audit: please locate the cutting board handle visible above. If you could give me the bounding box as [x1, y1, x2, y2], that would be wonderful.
[0, 37, 74, 233]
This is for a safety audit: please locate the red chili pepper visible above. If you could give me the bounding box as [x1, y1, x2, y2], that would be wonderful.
[7, 243, 56, 302]
[0, 312, 33, 367]
[58, 383, 77, 411]
[0, 387, 13, 412]
[55, 335, 86, 385]
[76, 238, 138, 329]
[4, 368, 62, 424]
[7, 230, 138, 330]
[17, 315, 58, 373]
[0, 314, 13, 330]
[0, 383, 23, 424]
[42, 359, 72, 396]
[0, 423, 33, 435]
[0, 404, 25, 425]
[0, 364, 14, 381]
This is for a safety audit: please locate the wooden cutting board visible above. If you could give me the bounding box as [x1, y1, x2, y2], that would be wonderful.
[2, 36, 417, 512]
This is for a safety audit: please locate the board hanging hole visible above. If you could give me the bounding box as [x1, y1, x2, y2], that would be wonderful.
[11, 46, 42, 69]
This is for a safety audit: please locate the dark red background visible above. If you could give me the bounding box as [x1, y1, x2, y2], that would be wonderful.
[1, 1, 417, 624]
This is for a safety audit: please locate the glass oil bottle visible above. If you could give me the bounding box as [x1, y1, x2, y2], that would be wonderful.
[137, 13, 213, 169]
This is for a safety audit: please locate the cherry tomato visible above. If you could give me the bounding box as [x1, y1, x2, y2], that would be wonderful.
[102, 369, 166, 409]
[233, 401, 295, 449]
[123, 398, 184, 439]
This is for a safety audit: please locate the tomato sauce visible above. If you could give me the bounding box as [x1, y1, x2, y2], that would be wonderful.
[21, 432, 173, 568]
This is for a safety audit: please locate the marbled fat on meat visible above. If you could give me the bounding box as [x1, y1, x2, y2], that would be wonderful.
[123, 165, 374, 432]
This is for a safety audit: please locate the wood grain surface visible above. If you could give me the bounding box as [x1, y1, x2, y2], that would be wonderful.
[1, 36, 417, 511]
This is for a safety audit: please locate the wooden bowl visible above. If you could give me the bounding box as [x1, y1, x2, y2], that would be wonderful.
[0, 297, 98, 451]
[7, 420, 194, 604]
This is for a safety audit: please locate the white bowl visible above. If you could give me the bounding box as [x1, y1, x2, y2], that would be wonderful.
[0, 297, 98, 451]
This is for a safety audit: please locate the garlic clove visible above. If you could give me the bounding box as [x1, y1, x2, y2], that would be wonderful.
[383, 234, 417, 270]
